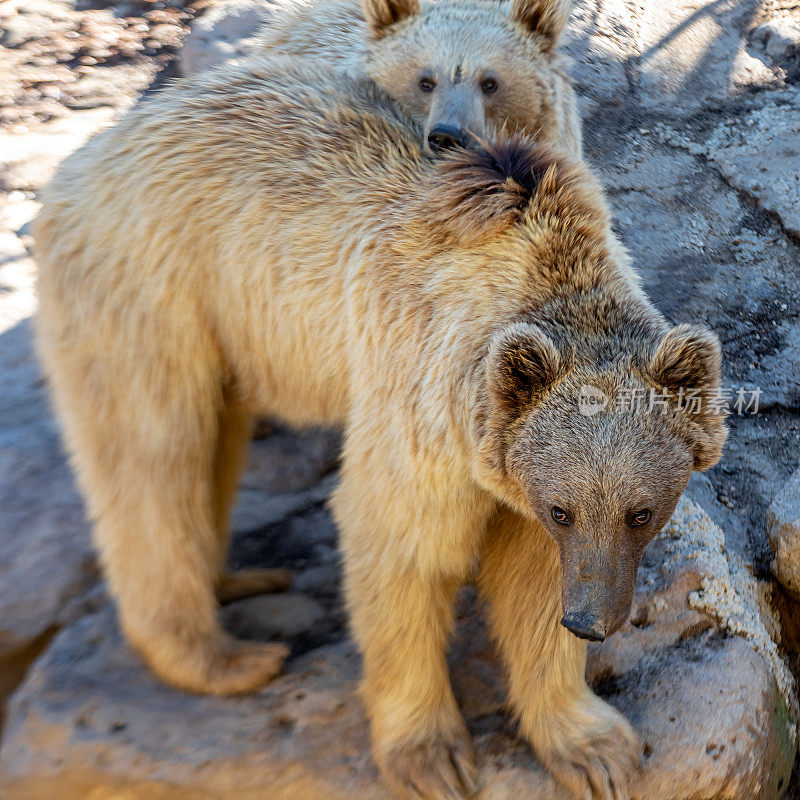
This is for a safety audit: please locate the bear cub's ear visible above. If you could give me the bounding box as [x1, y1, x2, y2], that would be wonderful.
[648, 323, 728, 470]
[362, 0, 420, 38]
[487, 322, 562, 412]
[509, 0, 571, 51]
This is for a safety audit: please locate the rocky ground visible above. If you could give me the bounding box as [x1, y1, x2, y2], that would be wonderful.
[1, 0, 799, 797]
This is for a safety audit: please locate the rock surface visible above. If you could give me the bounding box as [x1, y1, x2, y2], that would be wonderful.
[752, 16, 800, 63]
[0, 605, 563, 800]
[178, 0, 274, 75]
[657, 99, 800, 239]
[0, 0, 205, 132]
[1, 0, 800, 797]
[610, 634, 792, 800]
[768, 468, 800, 595]
[0, 192, 97, 725]
[635, 0, 776, 113]
[0, 500, 795, 800]
[589, 496, 797, 799]
[0, 107, 115, 192]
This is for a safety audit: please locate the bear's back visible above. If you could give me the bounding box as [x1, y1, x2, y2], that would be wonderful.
[256, 0, 367, 71]
[40, 57, 424, 225]
[34, 57, 428, 300]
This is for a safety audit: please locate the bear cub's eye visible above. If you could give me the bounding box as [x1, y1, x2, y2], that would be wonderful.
[418, 76, 436, 92]
[551, 506, 570, 525]
[630, 509, 652, 527]
[481, 78, 499, 95]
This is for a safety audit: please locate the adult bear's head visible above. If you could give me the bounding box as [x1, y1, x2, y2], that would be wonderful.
[433, 137, 729, 642]
[483, 321, 726, 641]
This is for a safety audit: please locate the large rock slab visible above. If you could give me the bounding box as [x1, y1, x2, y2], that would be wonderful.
[0, 108, 115, 192]
[0, 317, 96, 661]
[768, 467, 800, 596]
[1, 499, 795, 799]
[595, 123, 800, 407]
[704, 101, 800, 238]
[656, 93, 800, 239]
[613, 634, 793, 800]
[635, 0, 776, 113]
[561, 0, 633, 116]
[0, 603, 568, 800]
[0, 195, 97, 719]
[178, 0, 274, 76]
[584, 114, 800, 553]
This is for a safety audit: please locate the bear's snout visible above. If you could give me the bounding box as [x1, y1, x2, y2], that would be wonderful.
[427, 124, 471, 152]
[560, 610, 607, 642]
[557, 542, 640, 643]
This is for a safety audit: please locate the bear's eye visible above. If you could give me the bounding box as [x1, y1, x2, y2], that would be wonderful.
[418, 76, 436, 93]
[551, 506, 570, 525]
[630, 509, 652, 527]
[481, 77, 499, 95]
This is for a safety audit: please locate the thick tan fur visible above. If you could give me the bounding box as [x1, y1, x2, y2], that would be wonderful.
[256, 0, 582, 157]
[35, 59, 725, 800]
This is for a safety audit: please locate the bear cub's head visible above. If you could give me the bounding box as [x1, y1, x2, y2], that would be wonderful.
[482, 320, 727, 642]
[361, 0, 574, 155]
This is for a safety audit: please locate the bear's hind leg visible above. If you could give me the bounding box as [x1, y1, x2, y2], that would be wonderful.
[63, 367, 287, 696]
[478, 506, 640, 800]
[95, 436, 288, 694]
[211, 398, 291, 604]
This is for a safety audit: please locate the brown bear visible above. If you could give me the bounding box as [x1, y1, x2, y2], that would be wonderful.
[34, 58, 726, 800]
[256, 0, 583, 157]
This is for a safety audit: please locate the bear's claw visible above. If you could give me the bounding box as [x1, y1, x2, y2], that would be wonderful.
[541, 701, 640, 800]
[381, 728, 478, 800]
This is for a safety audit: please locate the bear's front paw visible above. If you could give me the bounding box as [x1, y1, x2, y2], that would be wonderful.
[376, 723, 477, 800]
[528, 692, 640, 800]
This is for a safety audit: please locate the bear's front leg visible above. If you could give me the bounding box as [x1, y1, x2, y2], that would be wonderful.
[359, 564, 475, 800]
[333, 443, 492, 800]
[478, 506, 641, 800]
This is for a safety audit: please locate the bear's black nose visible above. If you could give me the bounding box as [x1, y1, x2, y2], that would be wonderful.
[560, 611, 607, 642]
[427, 124, 471, 152]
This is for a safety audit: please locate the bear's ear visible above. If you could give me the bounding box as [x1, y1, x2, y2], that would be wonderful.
[649, 324, 721, 394]
[509, 0, 571, 51]
[361, 0, 419, 39]
[487, 322, 562, 413]
[648, 324, 728, 470]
